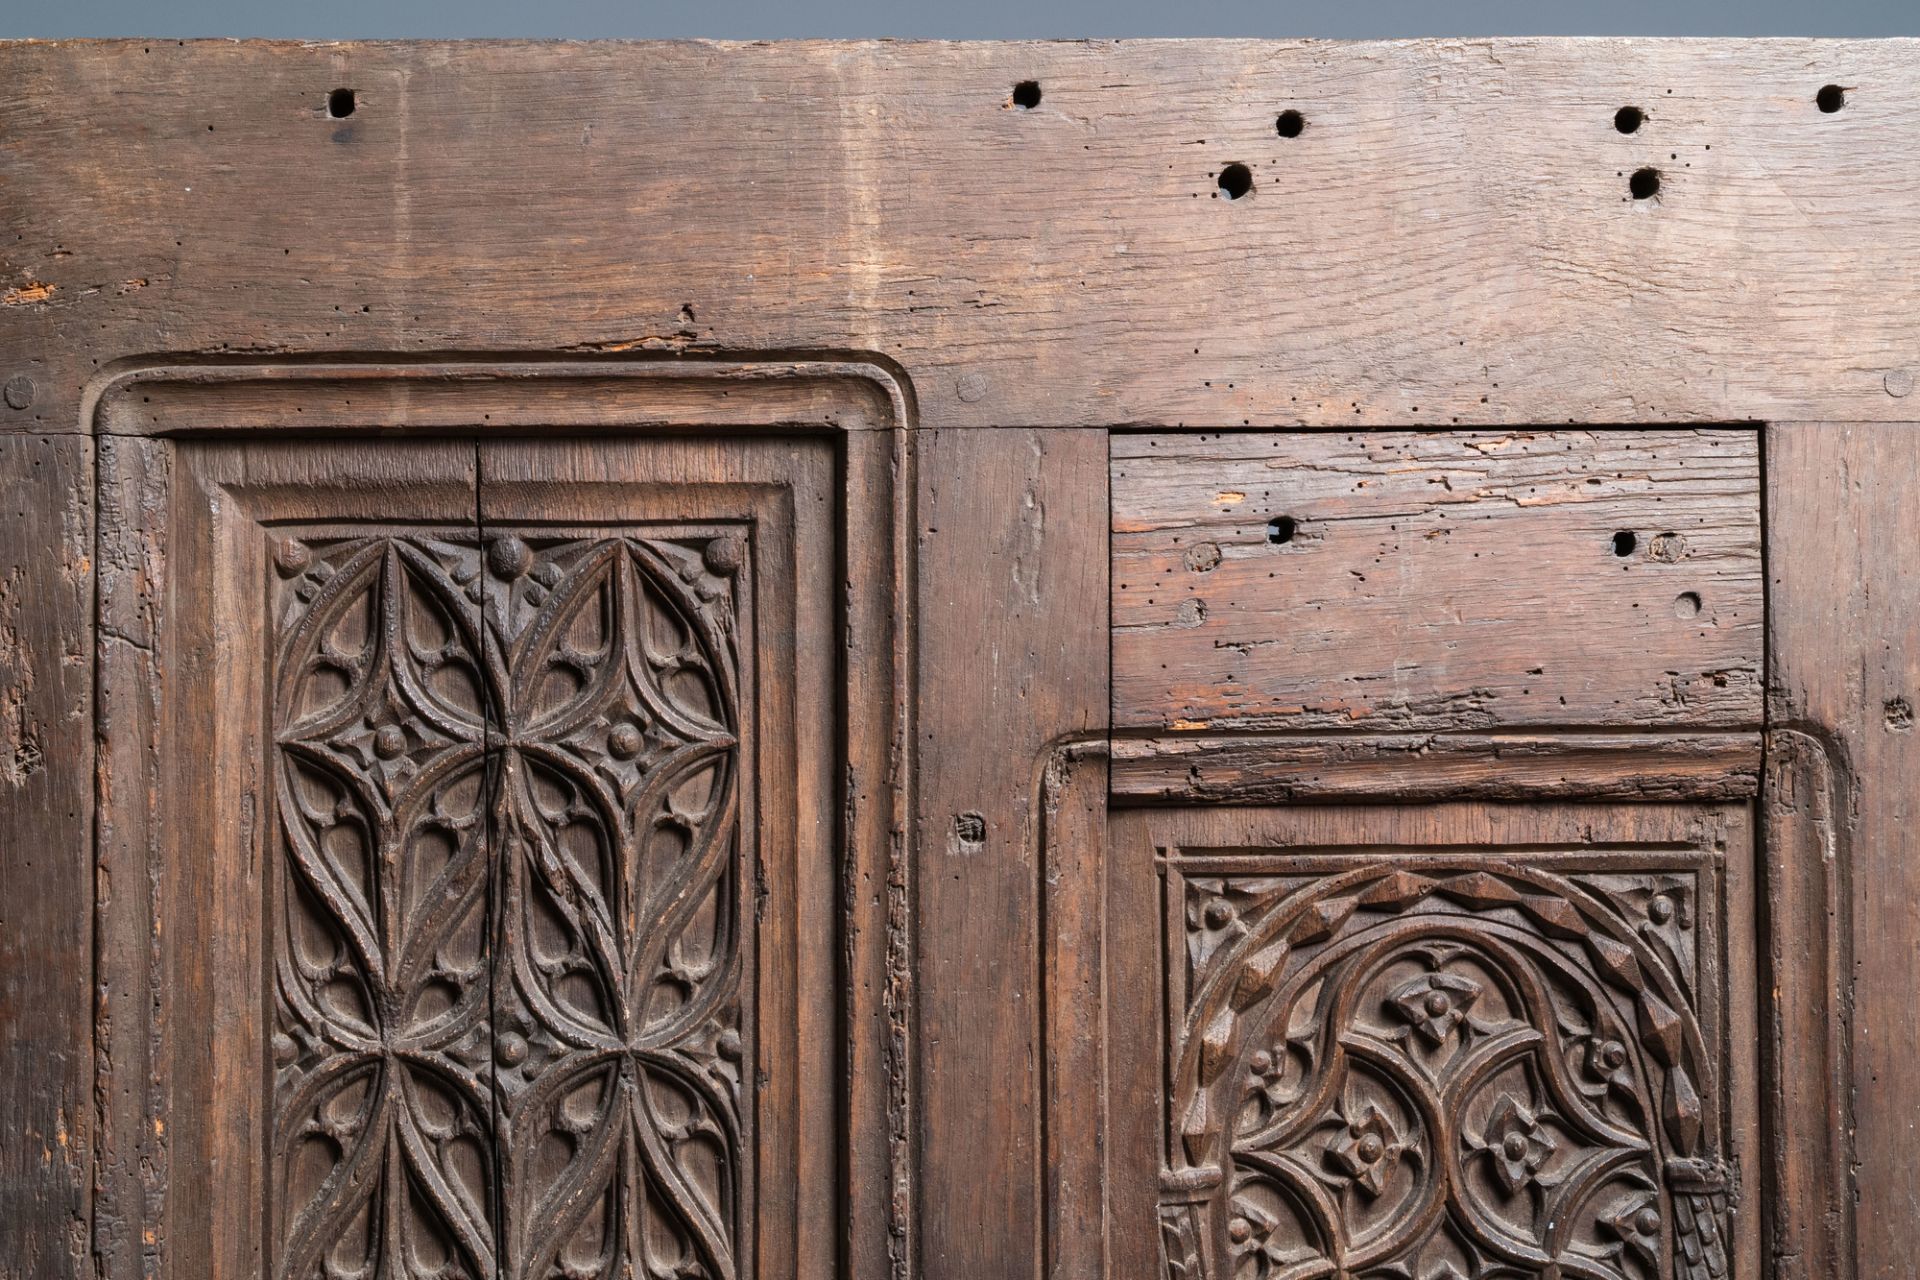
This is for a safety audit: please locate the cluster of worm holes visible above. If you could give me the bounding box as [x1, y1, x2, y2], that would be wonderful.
[1001, 78, 1852, 204]
[1261, 521, 1697, 616]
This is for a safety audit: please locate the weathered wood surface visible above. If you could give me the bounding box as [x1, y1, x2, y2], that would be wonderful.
[3, 40, 1920, 436]
[1110, 730, 1762, 801]
[0, 36, 1909, 1280]
[77, 364, 909, 1280]
[1767, 423, 1920, 1280]
[0, 435, 91, 1279]
[911, 427, 1106, 1280]
[1113, 429, 1762, 732]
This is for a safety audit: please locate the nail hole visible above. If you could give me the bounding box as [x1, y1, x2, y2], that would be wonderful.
[1612, 530, 1638, 557]
[1816, 83, 1846, 113]
[1275, 109, 1305, 138]
[327, 87, 356, 118]
[1218, 163, 1254, 200]
[1267, 515, 1297, 545]
[1629, 168, 1661, 200]
[1614, 105, 1644, 134]
[1012, 80, 1041, 110]
[1673, 591, 1702, 619]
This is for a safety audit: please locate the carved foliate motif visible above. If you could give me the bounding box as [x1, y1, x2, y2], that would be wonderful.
[270, 529, 747, 1280]
[1165, 859, 1732, 1280]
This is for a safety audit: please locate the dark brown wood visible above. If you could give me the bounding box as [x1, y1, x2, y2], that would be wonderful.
[1084, 798, 1760, 1280]
[0, 435, 93, 1278]
[0, 38, 1908, 1280]
[1112, 732, 1762, 803]
[1765, 423, 1920, 1280]
[912, 428, 1108, 1280]
[1114, 430, 1763, 734]
[4, 41, 1920, 437]
[84, 362, 907, 1280]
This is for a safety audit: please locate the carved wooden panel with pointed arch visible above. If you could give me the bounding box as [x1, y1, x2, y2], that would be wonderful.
[1094, 802, 1759, 1280]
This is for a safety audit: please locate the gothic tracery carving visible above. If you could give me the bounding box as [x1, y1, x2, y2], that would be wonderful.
[1164, 859, 1732, 1280]
[270, 529, 747, 1280]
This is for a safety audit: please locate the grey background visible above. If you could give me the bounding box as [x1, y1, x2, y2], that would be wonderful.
[5, 0, 1917, 40]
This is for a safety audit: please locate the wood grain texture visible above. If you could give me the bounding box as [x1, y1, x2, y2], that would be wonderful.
[2, 40, 1920, 435]
[911, 428, 1106, 1280]
[1111, 731, 1762, 802]
[1766, 423, 1920, 1280]
[1114, 430, 1762, 733]
[0, 434, 92, 1280]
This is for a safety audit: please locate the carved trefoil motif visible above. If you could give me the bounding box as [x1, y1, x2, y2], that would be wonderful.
[270, 527, 749, 1280]
[1163, 849, 1736, 1280]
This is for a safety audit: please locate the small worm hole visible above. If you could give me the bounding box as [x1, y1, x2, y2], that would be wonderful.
[328, 88, 356, 118]
[1817, 84, 1846, 113]
[1012, 80, 1041, 110]
[1218, 163, 1254, 200]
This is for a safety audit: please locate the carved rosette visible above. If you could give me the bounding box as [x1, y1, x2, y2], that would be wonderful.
[1165, 863, 1732, 1280]
[269, 529, 747, 1280]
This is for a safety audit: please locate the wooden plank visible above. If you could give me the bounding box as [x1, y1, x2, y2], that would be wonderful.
[912, 428, 1106, 1280]
[1766, 423, 1920, 1280]
[1111, 730, 1761, 802]
[6, 40, 1920, 435]
[0, 434, 92, 1279]
[1113, 429, 1762, 732]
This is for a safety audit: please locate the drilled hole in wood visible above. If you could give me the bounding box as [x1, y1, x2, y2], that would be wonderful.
[1615, 105, 1644, 133]
[1218, 163, 1254, 200]
[1674, 591, 1703, 618]
[1629, 168, 1661, 199]
[328, 87, 356, 118]
[1817, 83, 1846, 113]
[1012, 80, 1041, 109]
[1276, 109, 1305, 138]
[1267, 515, 1297, 545]
[1612, 530, 1638, 557]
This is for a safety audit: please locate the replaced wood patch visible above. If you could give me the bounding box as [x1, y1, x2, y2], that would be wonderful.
[1113, 429, 1761, 732]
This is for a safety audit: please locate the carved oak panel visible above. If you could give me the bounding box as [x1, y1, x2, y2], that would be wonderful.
[1099, 802, 1757, 1280]
[269, 525, 751, 1280]
[102, 425, 846, 1280]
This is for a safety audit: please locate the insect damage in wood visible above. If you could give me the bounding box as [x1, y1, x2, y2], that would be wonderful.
[1114, 429, 1762, 734]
